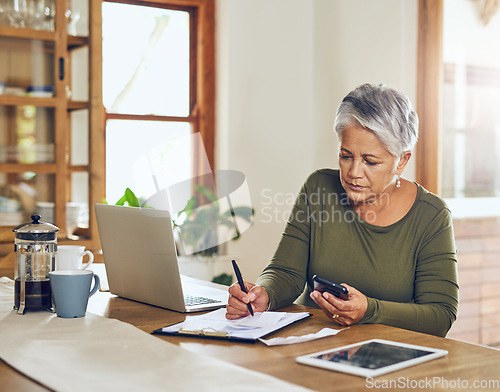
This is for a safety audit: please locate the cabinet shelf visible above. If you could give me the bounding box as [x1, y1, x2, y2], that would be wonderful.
[0, 163, 57, 173]
[68, 36, 89, 50]
[0, 95, 57, 107]
[0, 26, 56, 41]
[0, 97, 90, 110]
[0, 0, 103, 250]
[68, 101, 89, 111]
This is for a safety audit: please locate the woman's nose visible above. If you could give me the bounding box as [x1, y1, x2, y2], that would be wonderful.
[349, 160, 363, 178]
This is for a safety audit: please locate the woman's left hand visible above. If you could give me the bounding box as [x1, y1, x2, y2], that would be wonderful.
[310, 283, 368, 326]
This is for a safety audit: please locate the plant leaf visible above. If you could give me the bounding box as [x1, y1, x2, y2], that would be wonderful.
[212, 273, 233, 286]
[179, 197, 199, 219]
[124, 188, 140, 207]
[115, 188, 140, 207]
[222, 206, 254, 222]
[195, 185, 219, 203]
[115, 194, 127, 206]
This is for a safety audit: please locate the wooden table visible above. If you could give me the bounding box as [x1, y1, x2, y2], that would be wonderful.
[1, 268, 500, 391]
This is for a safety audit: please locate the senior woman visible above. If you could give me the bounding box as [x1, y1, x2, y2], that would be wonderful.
[226, 83, 459, 338]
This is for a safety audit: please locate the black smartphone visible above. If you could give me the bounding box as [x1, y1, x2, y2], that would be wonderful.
[312, 275, 349, 300]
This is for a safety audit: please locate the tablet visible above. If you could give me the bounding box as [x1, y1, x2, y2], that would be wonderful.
[296, 339, 448, 378]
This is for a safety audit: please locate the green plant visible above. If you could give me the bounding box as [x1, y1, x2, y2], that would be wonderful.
[212, 273, 233, 286]
[112, 186, 252, 284]
[114, 188, 148, 208]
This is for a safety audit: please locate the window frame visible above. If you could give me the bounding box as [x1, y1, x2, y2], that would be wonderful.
[417, 0, 500, 218]
[416, 0, 443, 195]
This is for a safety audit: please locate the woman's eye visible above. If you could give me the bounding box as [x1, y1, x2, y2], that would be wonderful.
[340, 154, 352, 160]
[365, 160, 378, 166]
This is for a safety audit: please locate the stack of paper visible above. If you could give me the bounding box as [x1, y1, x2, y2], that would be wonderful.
[157, 308, 310, 342]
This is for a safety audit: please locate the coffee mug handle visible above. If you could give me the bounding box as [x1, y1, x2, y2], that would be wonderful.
[82, 250, 94, 269]
[89, 273, 100, 297]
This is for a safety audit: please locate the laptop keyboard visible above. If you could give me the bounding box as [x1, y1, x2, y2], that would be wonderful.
[184, 295, 222, 306]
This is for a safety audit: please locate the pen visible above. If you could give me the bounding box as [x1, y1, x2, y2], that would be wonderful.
[231, 259, 254, 316]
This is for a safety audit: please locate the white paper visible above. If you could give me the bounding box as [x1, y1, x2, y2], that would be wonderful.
[161, 308, 310, 340]
[259, 327, 345, 346]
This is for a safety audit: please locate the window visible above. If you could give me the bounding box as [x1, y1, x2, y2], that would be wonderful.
[417, 0, 500, 218]
[102, 0, 215, 205]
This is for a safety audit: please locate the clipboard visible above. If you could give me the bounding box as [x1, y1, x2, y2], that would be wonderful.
[153, 308, 312, 343]
[153, 327, 262, 343]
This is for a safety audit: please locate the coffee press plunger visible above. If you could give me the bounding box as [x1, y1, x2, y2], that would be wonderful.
[13, 215, 59, 314]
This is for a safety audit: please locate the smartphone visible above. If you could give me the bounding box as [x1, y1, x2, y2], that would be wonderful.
[312, 275, 349, 300]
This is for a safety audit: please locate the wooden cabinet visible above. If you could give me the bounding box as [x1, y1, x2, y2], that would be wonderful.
[0, 0, 103, 253]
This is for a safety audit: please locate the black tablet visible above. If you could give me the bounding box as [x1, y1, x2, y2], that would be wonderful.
[296, 339, 448, 377]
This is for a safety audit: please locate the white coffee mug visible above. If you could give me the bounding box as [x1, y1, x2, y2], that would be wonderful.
[56, 245, 94, 270]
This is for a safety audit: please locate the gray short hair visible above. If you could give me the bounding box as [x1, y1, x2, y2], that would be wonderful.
[334, 84, 419, 157]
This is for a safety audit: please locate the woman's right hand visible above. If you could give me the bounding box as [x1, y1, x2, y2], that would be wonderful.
[226, 282, 269, 319]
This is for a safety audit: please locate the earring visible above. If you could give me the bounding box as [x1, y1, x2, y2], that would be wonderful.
[396, 175, 401, 188]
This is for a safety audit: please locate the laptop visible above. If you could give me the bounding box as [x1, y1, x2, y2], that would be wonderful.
[94, 204, 228, 312]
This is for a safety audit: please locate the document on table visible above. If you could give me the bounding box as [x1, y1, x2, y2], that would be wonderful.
[259, 327, 345, 346]
[154, 308, 311, 342]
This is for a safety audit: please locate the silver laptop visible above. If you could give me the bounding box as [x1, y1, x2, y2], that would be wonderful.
[94, 204, 228, 312]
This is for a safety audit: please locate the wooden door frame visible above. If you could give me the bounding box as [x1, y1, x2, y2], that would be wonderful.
[416, 0, 443, 195]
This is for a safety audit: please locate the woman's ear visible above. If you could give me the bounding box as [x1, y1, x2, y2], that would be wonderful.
[396, 151, 412, 174]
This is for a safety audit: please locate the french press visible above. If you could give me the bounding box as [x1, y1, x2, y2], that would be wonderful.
[13, 215, 59, 314]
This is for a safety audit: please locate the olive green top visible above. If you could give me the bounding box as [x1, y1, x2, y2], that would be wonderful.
[256, 169, 459, 337]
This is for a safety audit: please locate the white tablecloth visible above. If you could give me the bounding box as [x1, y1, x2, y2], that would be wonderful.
[0, 277, 312, 392]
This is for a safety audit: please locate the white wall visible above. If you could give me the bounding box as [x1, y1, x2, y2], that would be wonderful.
[216, 0, 418, 280]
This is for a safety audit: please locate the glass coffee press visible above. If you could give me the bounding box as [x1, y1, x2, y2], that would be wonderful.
[13, 215, 59, 314]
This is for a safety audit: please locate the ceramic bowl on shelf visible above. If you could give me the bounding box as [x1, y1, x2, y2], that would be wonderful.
[3, 87, 25, 96]
[26, 86, 54, 97]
